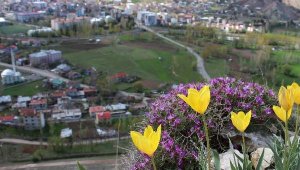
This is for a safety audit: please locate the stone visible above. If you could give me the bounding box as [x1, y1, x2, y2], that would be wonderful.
[219, 149, 244, 170]
[251, 147, 274, 169]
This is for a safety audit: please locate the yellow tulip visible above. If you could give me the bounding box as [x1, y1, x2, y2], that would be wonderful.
[177, 85, 210, 115]
[278, 86, 294, 111]
[230, 111, 252, 133]
[288, 82, 300, 105]
[130, 125, 161, 157]
[273, 106, 292, 123]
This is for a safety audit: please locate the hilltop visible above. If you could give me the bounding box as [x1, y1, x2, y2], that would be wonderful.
[229, 0, 300, 20]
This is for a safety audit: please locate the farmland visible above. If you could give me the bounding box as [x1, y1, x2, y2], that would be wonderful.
[52, 33, 201, 88]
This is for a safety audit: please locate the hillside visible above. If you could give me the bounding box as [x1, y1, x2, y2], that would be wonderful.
[229, 0, 300, 20]
[283, 0, 300, 10]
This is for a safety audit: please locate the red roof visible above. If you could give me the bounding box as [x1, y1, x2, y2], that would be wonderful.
[89, 106, 105, 113]
[83, 87, 97, 93]
[111, 72, 127, 79]
[0, 116, 14, 122]
[97, 112, 111, 120]
[30, 99, 47, 105]
[19, 108, 37, 116]
[51, 90, 66, 98]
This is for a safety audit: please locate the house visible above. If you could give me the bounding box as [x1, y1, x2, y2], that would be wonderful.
[83, 87, 98, 97]
[0, 96, 12, 104]
[29, 98, 47, 110]
[105, 103, 128, 115]
[95, 111, 111, 124]
[89, 106, 106, 117]
[50, 90, 66, 99]
[66, 71, 81, 80]
[29, 50, 62, 66]
[56, 64, 71, 73]
[12, 96, 31, 109]
[0, 116, 19, 125]
[19, 108, 45, 130]
[51, 109, 82, 121]
[49, 78, 65, 89]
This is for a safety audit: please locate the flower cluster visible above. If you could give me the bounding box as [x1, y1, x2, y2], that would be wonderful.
[132, 77, 277, 169]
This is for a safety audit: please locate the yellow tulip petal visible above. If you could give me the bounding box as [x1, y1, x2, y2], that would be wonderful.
[144, 125, 154, 137]
[231, 111, 251, 132]
[199, 86, 210, 114]
[130, 125, 162, 157]
[177, 94, 190, 105]
[272, 106, 292, 123]
[130, 131, 143, 152]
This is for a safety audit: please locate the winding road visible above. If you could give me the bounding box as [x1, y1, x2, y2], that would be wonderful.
[136, 23, 211, 81]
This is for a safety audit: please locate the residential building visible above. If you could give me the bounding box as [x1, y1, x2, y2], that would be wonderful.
[29, 98, 47, 110]
[19, 108, 45, 130]
[89, 106, 106, 117]
[0, 95, 12, 104]
[51, 109, 82, 121]
[51, 17, 91, 31]
[95, 111, 111, 124]
[15, 12, 45, 22]
[0, 116, 19, 125]
[29, 50, 62, 66]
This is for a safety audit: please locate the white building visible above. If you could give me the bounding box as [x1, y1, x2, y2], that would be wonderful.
[52, 109, 82, 121]
[0, 96, 12, 104]
[27, 27, 53, 36]
[1, 69, 24, 85]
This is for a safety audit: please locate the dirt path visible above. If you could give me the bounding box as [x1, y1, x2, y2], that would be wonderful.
[136, 23, 211, 81]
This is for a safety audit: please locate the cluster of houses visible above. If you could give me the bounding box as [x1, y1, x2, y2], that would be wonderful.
[0, 81, 140, 132]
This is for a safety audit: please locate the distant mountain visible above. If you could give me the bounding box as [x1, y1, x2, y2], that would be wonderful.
[229, 0, 300, 20]
[283, 0, 300, 10]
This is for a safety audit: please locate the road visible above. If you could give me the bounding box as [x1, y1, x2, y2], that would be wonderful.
[136, 23, 211, 81]
[0, 156, 117, 170]
[0, 62, 90, 88]
[0, 136, 130, 146]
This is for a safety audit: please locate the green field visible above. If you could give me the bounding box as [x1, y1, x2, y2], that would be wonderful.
[272, 50, 300, 77]
[2, 80, 46, 96]
[56, 36, 201, 85]
[205, 57, 230, 78]
[0, 23, 34, 35]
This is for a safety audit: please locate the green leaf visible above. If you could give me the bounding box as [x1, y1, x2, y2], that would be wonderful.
[230, 161, 237, 170]
[267, 142, 283, 169]
[77, 161, 86, 170]
[255, 149, 265, 170]
[212, 149, 220, 170]
[234, 152, 243, 162]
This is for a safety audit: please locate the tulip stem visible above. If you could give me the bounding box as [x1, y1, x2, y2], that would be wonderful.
[242, 133, 246, 169]
[202, 116, 211, 170]
[151, 157, 157, 170]
[284, 113, 289, 169]
[295, 105, 299, 140]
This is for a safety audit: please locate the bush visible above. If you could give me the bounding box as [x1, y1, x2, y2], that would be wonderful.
[128, 77, 277, 169]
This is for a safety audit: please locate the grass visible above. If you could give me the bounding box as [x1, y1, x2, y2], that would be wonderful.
[205, 57, 230, 78]
[0, 23, 34, 35]
[2, 80, 46, 96]
[56, 36, 201, 85]
[271, 50, 300, 77]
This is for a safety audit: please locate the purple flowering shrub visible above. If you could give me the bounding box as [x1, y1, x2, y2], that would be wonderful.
[131, 77, 277, 170]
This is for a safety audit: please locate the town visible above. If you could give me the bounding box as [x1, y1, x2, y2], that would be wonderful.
[0, 0, 300, 169]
